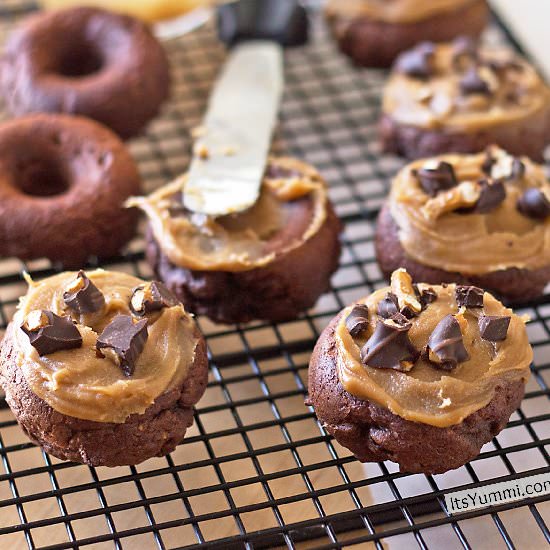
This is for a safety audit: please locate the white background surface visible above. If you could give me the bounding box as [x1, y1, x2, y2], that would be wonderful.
[489, 0, 550, 79]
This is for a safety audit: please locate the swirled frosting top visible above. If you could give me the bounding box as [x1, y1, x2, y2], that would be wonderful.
[388, 147, 550, 275]
[128, 157, 329, 272]
[383, 39, 550, 131]
[12, 270, 200, 424]
[335, 270, 532, 428]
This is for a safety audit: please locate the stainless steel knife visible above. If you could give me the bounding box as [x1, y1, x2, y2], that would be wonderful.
[183, 0, 309, 217]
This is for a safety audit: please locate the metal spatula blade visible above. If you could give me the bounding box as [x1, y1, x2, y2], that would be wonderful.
[182, 0, 309, 217]
[183, 41, 283, 216]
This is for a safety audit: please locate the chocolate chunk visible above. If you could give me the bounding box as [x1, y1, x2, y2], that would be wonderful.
[96, 315, 148, 377]
[473, 179, 506, 213]
[452, 36, 478, 69]
[425, 315, 470, 371]
[378, 288, 436, 320]
[396, 42, 435, 79]
[415, 161, 458, 197]
[130, 281, 179, 316]
[377, 293, 399, 319]
[360, 318, 419, 372]
[415, 285, 437, 310]
[517, 188, 550, 220]
[345, 304, 370, 337]
[479, 315, 510, 342]
[455, 286, 484, 308]
[391, 312, 411, 326]
[63, 271, 105, 315]
[21, 310, 82, 356]
[460, 67, 492, 95]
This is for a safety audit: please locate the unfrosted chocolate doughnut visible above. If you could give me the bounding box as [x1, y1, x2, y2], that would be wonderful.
[325, 0, 489, 68]
[0, 114, 141, 267]
[0, 7, 170, 139]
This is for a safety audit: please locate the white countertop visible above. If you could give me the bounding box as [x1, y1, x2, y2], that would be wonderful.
[489, 0, 550, 80]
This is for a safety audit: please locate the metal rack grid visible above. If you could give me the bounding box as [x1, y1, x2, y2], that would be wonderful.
[0, 3, 549, 549]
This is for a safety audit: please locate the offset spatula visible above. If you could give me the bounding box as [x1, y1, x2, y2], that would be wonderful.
[183, 0, 309, 217]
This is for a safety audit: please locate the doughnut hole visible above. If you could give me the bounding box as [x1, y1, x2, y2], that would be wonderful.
[15, 156, 70, 197]
[55, 39, 104, 78]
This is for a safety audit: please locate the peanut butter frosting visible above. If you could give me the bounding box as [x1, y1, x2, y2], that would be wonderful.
[325, 0, 478, 24]
[128, 157, 329, 272]
[389, 147, 550, 275]
[383, 41, 550, 131]
[335, 277, 532, 428]
[12, 270, 200, 424]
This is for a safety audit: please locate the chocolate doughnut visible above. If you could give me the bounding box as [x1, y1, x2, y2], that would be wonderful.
[308, 269, 531, 474]
[325, 0, 489, 68]
[380, 38, 550, 160]
[0, 114, 141, 267]
[130, 157, 343, 324]
[0, 270, 208, 467]
[376, 147, 550, 303]
[0, 7, 170, 139]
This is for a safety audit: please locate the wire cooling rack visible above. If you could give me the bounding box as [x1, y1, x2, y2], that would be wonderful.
[0, 2, 549, 549]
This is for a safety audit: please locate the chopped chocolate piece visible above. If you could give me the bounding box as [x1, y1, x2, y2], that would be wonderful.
[391, 312, 410, 326]
[517, 188, 550, 220]
[415, 161, 458, 197]
[400, 305, 419, 319]
[96, 315, 148, 377]
[425, 315, 470, 371]
[455, 286, 484, 308]
[460, 67, 492, 96]
[473, 179, 506, 213]
[415, 285, 437, 310]
[377, 293, 399, 319]
[378, 290, 432, 320]
[345, 304, 370, 337]
[396, 42, 435, 79]
[479, 315, 511, 342]
[452, 36, 478, 69]
[360, 318, 419, 372]
[130, 281, 179, 316]
[21, 310, 82, 356]
[63, 271, 105, 315]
